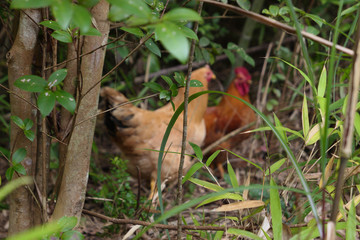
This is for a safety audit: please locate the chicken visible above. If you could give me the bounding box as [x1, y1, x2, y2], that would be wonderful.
[204, 67, 256, 177]
[101, 66, 215, 197]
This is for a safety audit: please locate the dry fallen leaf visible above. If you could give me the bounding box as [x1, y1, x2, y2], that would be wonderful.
[213, 200, 265, 212]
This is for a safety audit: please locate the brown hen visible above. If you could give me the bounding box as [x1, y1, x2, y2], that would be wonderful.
[204, 67, 256, 177]
[101, 66, 215, 197]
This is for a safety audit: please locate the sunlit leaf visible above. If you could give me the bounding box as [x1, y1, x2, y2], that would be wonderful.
[24, 130, 35, 142]
[14, 75, 47, 92]
[11, 0, 51, 9]
[197, 193, 243, 207]
[227, 160, 239, 189]
[177, 25, 198, 41]
[52, 0, 73, 30]
[188, 177, 223, 192]
[182, 162, 203, 184]
[189, 142, 203, 160]
[189, 79, 203, 87]
[265, 158, 286, 176]
[214, 200, 264, 212]
[318, 66, 327, 98]
[163, 8, 202, 22]
[206, 150, 220, 167]
[51, 30, 73, 43]
[72, 4, 92, 33]
[11, 116, 24, 129]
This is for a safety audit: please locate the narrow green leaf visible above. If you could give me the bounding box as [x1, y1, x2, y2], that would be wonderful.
[14, 75, 47, 92]
[274, 113, 287, 143]
[346, 201, 357, 240]
[37, 91, 56, 116]
[189, 142, 203, 160]
[270, 178, 282, 240]
[163, 8, 202, 22]
[12, 148, 27, 164]
[13, 164, 26, 175]
[182, 162, 203, 184]
[145, 38, 161, 57]
[51, 30, 73, 43]
[354, 113, 360, 137]
[52, 0, 73, 30]
[40, 20, 62, 31]
[11, 116, 25, 129]
[0, 176, 32, 201]
[54, 90, 76, 114]
[265, 158, 286, 176]
[155, 22, 189, 63]
[48, 69, 68, 88]
[317, 66, 327, 98]
[189, 79, 203, 87]
[228, 228, 263, 240]
[11, 0, 51, 9]
[189, 177, 224, 192]
[227, 160, 239, 189]
[197, 193, 243, 207]
[206, 150, 220, 167]
[302, 94, 310, 138]
[72, 4, 92, 33]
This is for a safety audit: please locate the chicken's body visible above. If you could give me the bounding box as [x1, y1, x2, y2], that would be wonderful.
[204, 67, 256, 176]
[101, 66, 215, 193]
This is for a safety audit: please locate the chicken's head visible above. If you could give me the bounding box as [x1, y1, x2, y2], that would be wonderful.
[234, 67, 251, 96]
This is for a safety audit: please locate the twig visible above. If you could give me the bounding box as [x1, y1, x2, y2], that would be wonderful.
[82, 209, 238, 232]
[203, 122, 255, 156]
[133, 36, 297, 83]
[200, 0, 354, 56]
[177, 2, 203, 239]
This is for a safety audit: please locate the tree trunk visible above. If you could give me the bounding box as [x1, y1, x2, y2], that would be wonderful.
[51, 0, 109, 221]
[6, 9, 41, 234]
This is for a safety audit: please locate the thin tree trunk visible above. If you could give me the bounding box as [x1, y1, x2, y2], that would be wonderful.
[6, 9, 41, 234]
[51, 0, 109, 220]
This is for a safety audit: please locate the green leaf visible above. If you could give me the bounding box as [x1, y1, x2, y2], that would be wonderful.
[236, 0, 251, 11]
[23, 119, 33, 131]
[52, 0, 73, 30]
[274, 113, 287, 143]
[24, 130, 35, 142]
[238, 48, 255, 67]
[37, 91, 56, 116]
[81, 27, 101, 36]
[206, 150, 220, 167]
[145, 38, 161, 57]
[11, 0, 51, 9]
[61, 230, 84, 240]
[227, 160, 239, 190]
[121, 27, 144, 37]
[197, 193, 243, 207]
[189, 142, 203, 160]
[5, 168, 14, 181]
[155, 22, 189, 63]
[48, 69, 68, 88]
[224, 49, 235, 65]
[177, 25, 198, 41]
[265, 158, 286, 176]
[189, 80, 203, 87]
[72, 4, 92, 33]
[13, 164, 26, 175]
[161, 75, 173, 87]
[189, 177, 224, 192]
[78, 0, 99, 8]
[0, 176, 32, 201]
[269, 5, 279, 16]
[346, 201, 357, 240]
[11, 116, 25, 129]
[354, 113, 360, 137]
[159, 90, 171, 101]
[40, 20, 62, 31]
[14, 75, 47, 92]
[143, 82, 164, 92]
[12, 148, 27, 164]
[199, 37, 210, 47]
[54, 90, 76, 114]
[174, 72, 185, 86]
[51, 30, 73, 43]
[108, 0, 151, 18]
[163, 8, 202, 22]
[302, 94, 310, 138]
[317, 66, 327, 98]
[58, 216, 78, 232]
[182, 162, 203, 184]
[108, 5, 131, 22]
[270, 178, 282, 240]
[227, 228, 263, 240]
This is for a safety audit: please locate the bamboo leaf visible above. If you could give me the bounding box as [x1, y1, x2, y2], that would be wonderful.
[270, 178, 282, 240]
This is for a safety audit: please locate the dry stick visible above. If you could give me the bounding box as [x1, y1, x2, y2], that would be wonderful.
[330, 18, 360, 222]
[200, 0, 354, 56]
[82, 209, 240, 232]
[134, 36, 297, 84]
[202, 122, 255, 156]
[176, 3, 203, 239]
